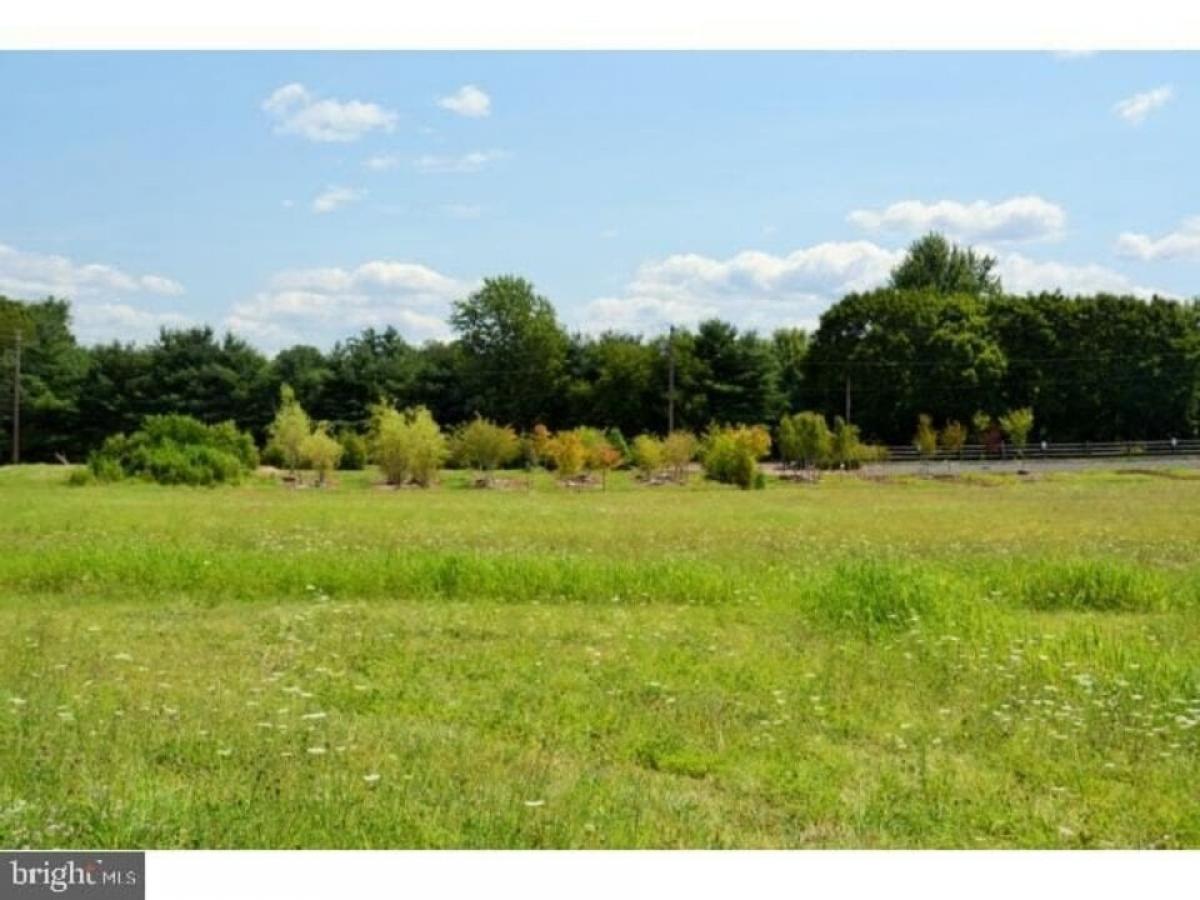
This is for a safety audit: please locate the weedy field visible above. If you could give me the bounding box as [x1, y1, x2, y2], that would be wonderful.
[1, 464, 1198, 848]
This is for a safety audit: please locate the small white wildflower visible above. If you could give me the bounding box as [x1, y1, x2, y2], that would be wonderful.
[307, 747, 327, 755]
[112, 653, 133, 662]
[300, 711, 327, 720]
[363, 773, 381, 784]
[523, 799, 545, 808]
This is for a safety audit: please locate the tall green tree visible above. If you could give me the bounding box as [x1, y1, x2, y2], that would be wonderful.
[890, 233, 1001, 297]
[690, 320, 779, 427]
[450, 276, 569, 428]
[566, 332, 659, 436]
[0, 297, 89, 462]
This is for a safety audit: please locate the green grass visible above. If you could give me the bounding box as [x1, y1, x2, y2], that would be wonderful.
[0, 463, 1198, 848]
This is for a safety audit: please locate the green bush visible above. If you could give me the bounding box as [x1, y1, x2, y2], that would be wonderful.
[65, 467, 94, 487]
[451, 417, 521, 479]
[87, 414, 257, 486]
[266, 385, 311, 474]
[369, 403, 448, 487]
[701, 425, 771, 489]
[630, 434, 665, 478]
[300, 424, 344, 485]
[604, 428, 630, 464]
[337, 429, 368, 470]
[779, 411, 832, 469]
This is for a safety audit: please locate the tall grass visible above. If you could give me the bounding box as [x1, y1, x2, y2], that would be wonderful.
[1, 465, 1199, 848]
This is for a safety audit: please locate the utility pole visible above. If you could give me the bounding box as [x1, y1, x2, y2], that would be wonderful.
[11, 329, 20, 465]
[667, 325, 676, 433]
[844, 373, 851, 424]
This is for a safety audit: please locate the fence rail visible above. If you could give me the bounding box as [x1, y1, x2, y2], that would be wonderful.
[879, 438, 1200, 463]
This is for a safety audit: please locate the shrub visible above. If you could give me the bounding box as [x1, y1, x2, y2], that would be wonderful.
[662, 430, 699, 482]
[940, 420, 967, 457]
[830, 417, 864, 468]
[630, 434, 665, 478]
[701, 425, 771, 489]
[779, 411, 832, 469]
[604, 428, 630, 463]
[525, 424, 553, 469]
[369, 403, 448, 487]
[266, 385, 311, 474]
[66, 467, 94, 487]
[999, 407, 1035, 456]
[337, 429, 368, 470]
[914, 414, 938, 461]
[300, 424, 344, 486]
[584, 434, 623, 490]
[87, 414, 257, 486]
[452, 417, 521, 483]
[858, 444, 891, 464]
[544, 429, 586, 479]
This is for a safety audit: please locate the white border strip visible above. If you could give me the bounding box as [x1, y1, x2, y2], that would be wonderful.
[146, 850, 1200, 900]
[2, 0, 1199, 49]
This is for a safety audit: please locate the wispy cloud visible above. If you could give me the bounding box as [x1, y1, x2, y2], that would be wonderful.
[413, 149, 507, 174]
[263, 83, 397, 143]
[1112, 84, 1174, 125]
[437, 85, 491, 118]
[311, 186, 364, 214]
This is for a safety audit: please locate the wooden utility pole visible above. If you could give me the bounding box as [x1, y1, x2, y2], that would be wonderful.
[667, 325, 676, 433]
[11, 329, 20, 465]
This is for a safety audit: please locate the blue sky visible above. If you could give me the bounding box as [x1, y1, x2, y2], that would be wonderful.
[0, 52, 1196, 350]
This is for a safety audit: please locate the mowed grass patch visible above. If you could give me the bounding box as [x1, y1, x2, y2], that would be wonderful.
[0, 465, 1199, 847]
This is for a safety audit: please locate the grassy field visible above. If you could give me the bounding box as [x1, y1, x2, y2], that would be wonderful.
[1, 463, 1198, 849]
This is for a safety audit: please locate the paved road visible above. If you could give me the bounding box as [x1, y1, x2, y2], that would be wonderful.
[817, 455, 1200, 476]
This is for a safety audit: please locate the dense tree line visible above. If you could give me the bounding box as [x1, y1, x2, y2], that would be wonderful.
[2, 236, 1199, 463]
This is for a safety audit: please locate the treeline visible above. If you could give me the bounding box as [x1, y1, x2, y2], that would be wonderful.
[2, 235, 1198, 464]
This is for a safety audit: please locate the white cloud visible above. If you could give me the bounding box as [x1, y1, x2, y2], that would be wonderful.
[993, 251, 1164, 298]
[437, 85, 491, 118]
[139, 274, 185, 296]
[0, 243, 185, 299]
[1051, 50, 1098, 60]
[262, 82, 397, 143]
[577, 239, 1173, 336]
[225, 261, 473, 351]
[0, 242, 190, 344]
[1115, 217, 1200, 261]
[413, 149, 506, 174]
[848, 195, 1066, 243]
[311, 186, 364, 214]
[1112, 84, 1174, 125]
[71, 303, 195, 345]
[578, 241, 902, 335]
